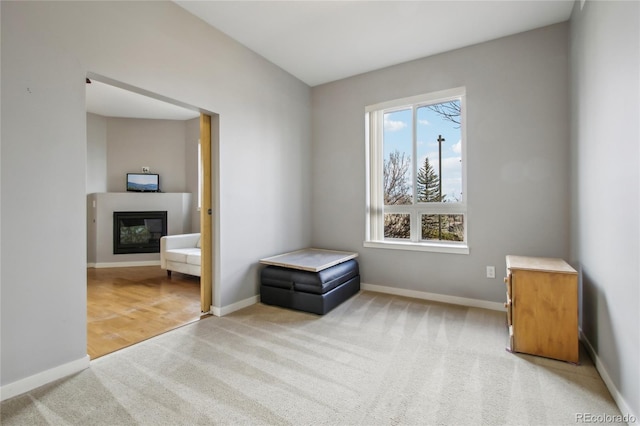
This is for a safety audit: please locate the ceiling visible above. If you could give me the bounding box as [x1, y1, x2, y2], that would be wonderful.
[86, 1, 574, 119]
[85, 79, 200, 120]
[175, 0, 574, 87]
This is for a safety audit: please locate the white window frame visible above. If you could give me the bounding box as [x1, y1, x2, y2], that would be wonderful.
[364, 87, 469, 254]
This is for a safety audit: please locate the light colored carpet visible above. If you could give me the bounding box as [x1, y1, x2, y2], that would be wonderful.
[1, 291, 621, 425]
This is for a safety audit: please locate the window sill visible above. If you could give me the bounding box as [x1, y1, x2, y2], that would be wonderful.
[363, 240, 469, 255]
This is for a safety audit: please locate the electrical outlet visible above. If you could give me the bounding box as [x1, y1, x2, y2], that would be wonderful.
[142, 166, 150, 173]
[486, 266, 496, 279]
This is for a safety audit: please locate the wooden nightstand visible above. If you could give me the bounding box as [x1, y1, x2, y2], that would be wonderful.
[504, 255, 579, 363]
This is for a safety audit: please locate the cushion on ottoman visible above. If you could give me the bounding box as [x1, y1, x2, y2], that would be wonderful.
[260, 259, 358, 294]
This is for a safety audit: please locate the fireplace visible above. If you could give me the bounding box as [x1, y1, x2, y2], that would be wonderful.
[113, 211, 167, 254]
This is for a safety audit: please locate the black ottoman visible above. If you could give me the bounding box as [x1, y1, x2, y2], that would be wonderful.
[260, 259, 360, 315]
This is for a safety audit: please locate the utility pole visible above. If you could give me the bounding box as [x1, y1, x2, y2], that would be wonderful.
[437, 134, 445, 240]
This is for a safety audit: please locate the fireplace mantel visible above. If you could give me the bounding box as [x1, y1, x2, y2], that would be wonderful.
[87, 192, 193, 267]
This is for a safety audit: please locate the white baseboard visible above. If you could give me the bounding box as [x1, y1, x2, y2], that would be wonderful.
[211, 295, 260, 317]
[210, 284, 504, 316]
[90, 260, 161, 268]
[361, 282, 506, 312]
[0, 355, 90, 402]
[579, 330, 638, 423]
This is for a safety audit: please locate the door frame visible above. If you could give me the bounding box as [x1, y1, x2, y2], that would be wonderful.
[200, 113, 213, 312]
[85, 72, 217, 314]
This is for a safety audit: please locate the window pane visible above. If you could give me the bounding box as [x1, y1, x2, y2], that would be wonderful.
[383, 109, 412, 205]
[384, 213, 410, 239]
[421, 214, 464, 241]
[416, 100, 462, 203]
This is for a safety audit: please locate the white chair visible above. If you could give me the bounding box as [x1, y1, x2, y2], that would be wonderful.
[160, 233, 201, 277]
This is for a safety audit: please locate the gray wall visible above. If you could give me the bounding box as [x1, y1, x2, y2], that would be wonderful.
[311, 23, 570, 303]
[106, 118, 188, 193]
[185, 117, 201, 234]
[569, 0, 639, 418]
[86, 114, 201, 234]
[86, 113, 108, 264]
[86, 113, 108, 194]
[1, 0, 311, 388]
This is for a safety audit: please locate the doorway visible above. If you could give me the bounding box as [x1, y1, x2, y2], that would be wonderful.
[85, 74, 217, 358]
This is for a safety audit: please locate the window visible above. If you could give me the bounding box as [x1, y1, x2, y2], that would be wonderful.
[365, 87, 468, 254]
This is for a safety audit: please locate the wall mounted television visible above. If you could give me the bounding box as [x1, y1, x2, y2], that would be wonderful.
[126, 173, 160, 192]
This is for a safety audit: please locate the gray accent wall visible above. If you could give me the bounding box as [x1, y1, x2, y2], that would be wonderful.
[105, 118, 188, 193]
[569, 0, 639, 417]
[1, 1, 311, 388]
[311, 23, 570, 303]
[86, 114, 201, 237]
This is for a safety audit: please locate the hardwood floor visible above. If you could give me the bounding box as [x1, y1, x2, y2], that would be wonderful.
[87, 266, 206, 359]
